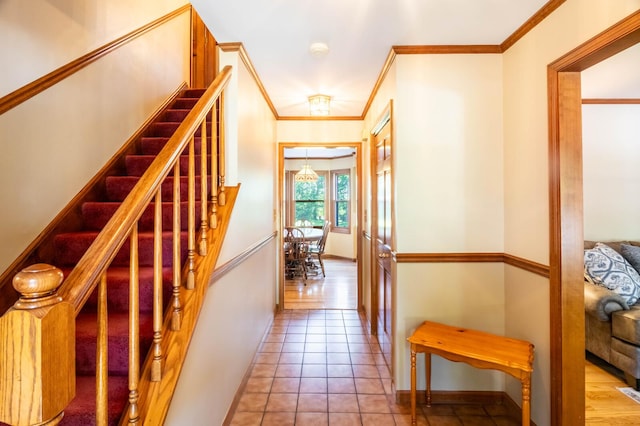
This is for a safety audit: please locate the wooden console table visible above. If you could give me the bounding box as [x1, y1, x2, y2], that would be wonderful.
[407, 321, 534, 426]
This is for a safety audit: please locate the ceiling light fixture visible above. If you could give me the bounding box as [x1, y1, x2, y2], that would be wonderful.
[308, 94, 331, 116]
[295, 150, 318, 182]
[309, 42, 329, 57]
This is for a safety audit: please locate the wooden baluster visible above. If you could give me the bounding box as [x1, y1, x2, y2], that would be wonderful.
[0, 264, 74, 426]
[128, 226, 140, 424]
[186, 135, 196, 290]
[151, 190, 163, 381]
[218, 91, 226, 206]
[171, 161, 182, 331]
[96, 272, 109, 426]
[199, 118, 208, 256]
[209, 103, 218, 229]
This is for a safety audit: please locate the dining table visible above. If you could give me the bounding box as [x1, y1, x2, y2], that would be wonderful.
[284, 226, 323, 243]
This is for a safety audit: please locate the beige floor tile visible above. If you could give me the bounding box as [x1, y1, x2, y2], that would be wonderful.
[250, 363, 277, 378]
[229, 411, 263, 426]
[327, 364, 353, 378]
[328, 412, 361, 425]
[261, 411, 296, 426]
[297, 393, 328, 412]
[394, 413, 429, 426]
[271, 377, 300, 393]
[295, 412, 329, 425]
[327, 377, 356, 394]
[265, 393, 298, 412]
[302, 363, 328, 377]
[357, 394, 391, 413]
[304, 352, 327, 364]
[254, 352, 280, 364]
[279, 352, 304, 364]
[354, 377, 385, 394]
[236, 392, 269, 412]
[275, 363, 302, 378]
[326, 353, 351, 364]
[352, 364, 380, 378]
[425, 415, 463, 425]
[244, 377, 273, 393]
[300, 377, 328, 393]
[361, 413, 396, 425]
[328, 393, 359, 413]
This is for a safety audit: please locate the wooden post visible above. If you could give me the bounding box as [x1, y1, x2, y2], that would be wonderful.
[0, 264, 75, 426]
[218, 91, 226, 206]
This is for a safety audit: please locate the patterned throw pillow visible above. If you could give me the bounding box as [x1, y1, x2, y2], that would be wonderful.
[584, 242, 640, 305]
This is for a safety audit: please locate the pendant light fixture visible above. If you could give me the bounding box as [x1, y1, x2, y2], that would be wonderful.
[295, 149, 318, 182]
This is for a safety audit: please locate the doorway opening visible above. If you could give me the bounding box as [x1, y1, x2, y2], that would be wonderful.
[278, 142, 363, 311]
[548, 11, 640, 425]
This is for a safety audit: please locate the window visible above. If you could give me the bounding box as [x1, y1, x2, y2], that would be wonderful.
[287, 171, 327, 227]
[331, 169, 350, 233]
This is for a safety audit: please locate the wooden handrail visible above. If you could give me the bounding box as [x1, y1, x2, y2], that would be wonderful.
[58, 66, 232, 316]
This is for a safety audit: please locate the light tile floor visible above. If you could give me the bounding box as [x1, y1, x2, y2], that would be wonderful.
[228, 309, 520, 425]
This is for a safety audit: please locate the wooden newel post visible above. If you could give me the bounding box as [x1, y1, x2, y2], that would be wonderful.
[0, 264, 75, 426]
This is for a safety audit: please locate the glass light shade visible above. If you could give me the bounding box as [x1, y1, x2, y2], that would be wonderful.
[295, 164, 319, 182]
[308, 94, 331, 116]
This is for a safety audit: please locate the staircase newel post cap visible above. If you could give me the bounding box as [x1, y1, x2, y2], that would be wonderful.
[13, 263, 64, 309]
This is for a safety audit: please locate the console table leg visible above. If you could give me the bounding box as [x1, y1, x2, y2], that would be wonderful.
[425, 352, 432, 407]
[521, 374, 531, 426]
[410, 347, 417, 426]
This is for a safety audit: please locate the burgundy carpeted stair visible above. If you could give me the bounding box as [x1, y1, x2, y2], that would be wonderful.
[53, 89, 209, 425]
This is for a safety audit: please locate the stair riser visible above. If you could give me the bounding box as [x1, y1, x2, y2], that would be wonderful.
[105, 176, 206, 202]
[145, 122, 212, 137]
[125, 155, 212, 177]
[54, 232, 188, 267]
[82, 201, 201, 232]
[139, 136, 205, 156]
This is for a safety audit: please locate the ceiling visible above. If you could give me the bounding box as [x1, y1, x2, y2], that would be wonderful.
[191, 1, 639, 117]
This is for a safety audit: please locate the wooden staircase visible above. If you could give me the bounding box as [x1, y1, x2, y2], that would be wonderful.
[0, 67, 234, 426]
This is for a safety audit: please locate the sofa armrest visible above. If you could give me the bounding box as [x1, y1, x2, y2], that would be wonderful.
[585, 281, 629, 321]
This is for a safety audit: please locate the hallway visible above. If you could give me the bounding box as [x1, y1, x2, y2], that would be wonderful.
[228, 309, 521, 425]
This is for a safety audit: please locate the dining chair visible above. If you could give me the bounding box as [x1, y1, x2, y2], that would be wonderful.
[307, 220, 330, 277]
[284, 227, 308, 280]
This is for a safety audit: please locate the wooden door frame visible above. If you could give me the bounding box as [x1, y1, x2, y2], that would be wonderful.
[369, 102, 394, 338]
[548, 11, 640, 425]
[277, 141, 363, 311]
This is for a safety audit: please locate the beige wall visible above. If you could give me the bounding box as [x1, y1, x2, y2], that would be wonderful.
[0, 0, 191, 274]
[166, 47, 278, 423]
[366, 53, 506, 393]
[582, 104, 640, 241]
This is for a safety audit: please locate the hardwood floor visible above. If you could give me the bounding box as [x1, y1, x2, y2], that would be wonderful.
[284, 258, 357, 310]
[586, 352, 640, 424]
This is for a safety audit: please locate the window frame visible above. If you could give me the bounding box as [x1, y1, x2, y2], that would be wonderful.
[330, 169, 351, 234]
[285, 170, 329, 227]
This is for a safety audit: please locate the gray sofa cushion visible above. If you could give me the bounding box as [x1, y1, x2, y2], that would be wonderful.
[613, 305, 640, 346]
[621, 244, 640, 274]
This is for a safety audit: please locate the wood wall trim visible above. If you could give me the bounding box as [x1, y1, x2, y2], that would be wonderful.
[218, 42, 279, 119]
[0, 4, 191, 116]
[392, 45, 502, 54]
[582, 98, 640, 104]
[361, 48, 397, 120]
[393, 252, 550, 278]
[502, 253, 550, 278]
[209, 231, 277, 284]
[277, 115, 363, 121]
[501, 0, 566, 51]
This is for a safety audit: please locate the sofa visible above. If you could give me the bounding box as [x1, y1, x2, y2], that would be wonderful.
[584, 240, 640, 389]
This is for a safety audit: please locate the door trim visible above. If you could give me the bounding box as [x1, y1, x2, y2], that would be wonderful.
[277, 141, 363, 311]
[548, 10, 640, 425]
